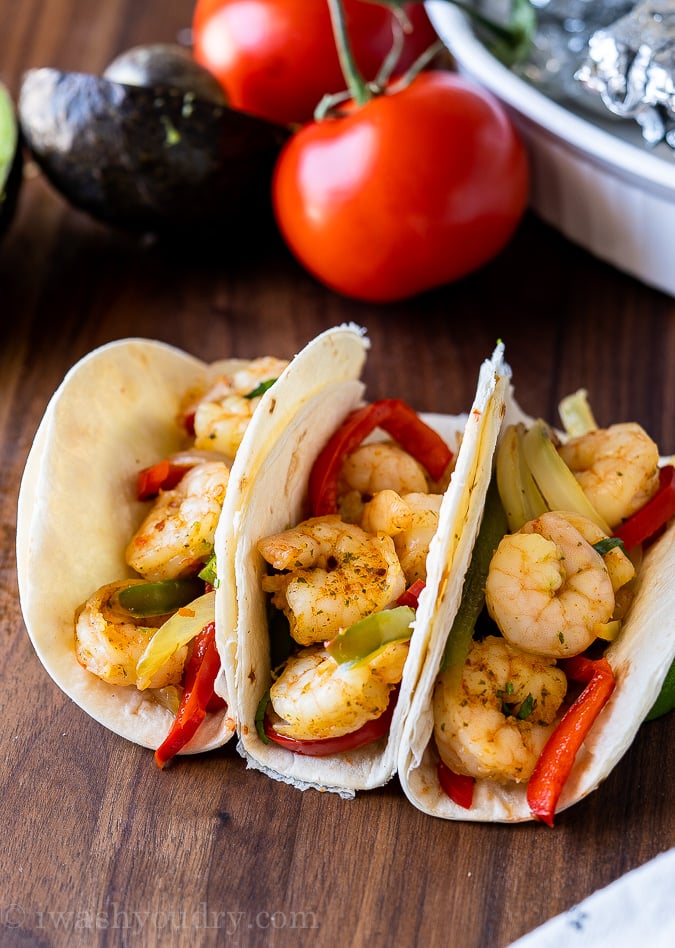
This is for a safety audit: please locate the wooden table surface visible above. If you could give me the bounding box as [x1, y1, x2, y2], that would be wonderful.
[2, 2, 674, 946]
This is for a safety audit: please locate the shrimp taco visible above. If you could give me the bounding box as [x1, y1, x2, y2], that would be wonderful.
[399, 388, 675, 824]
[16, 337, 290, 765]
[218, 324, 510, 795]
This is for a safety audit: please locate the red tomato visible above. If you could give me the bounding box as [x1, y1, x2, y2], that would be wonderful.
[272, 70, 530, 302]
[192, 0, 438, 125]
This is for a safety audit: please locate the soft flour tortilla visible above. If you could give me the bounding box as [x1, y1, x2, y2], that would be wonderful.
[399, 388, 675, 822]
[218, 327, 509, 796]
[15, 337, 261, 752]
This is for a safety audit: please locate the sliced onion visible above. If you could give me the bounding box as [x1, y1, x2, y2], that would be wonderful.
[167, 449, 231, 467]
[136, 590, 215, 690]
[521, 421, 612, 535]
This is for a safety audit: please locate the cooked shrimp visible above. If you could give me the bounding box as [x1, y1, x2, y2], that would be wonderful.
[485, 512, 616, 659]
[75, 581, 187, 689]
[558, 422, 659, 529]
[561, 511, 635, 594]
[360, 489, 442, 585]
[393, 493, 443, 585]
[126, 460, 229, 581]
[258, 515, 407, 646]
[337, 441, 430, 518]
[191, 356, 288, 458]
[433, 635, 567, 783]
[269, 640, 409, 740]
[359, 489, 414, 537]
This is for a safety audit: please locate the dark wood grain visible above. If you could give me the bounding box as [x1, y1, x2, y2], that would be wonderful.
[1, 2, 674, 946]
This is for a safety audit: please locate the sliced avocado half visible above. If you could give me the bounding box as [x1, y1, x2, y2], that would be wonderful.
[18, 47, 289, 234]
[0, 81, 22, 240]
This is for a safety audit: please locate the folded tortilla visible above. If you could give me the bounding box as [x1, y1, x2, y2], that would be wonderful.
[398, 387, 675, 822]
[15, 337, 266, 753]
[217, 325, 510, 796]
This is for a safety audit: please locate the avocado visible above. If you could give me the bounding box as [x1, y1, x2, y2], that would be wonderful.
[103, 44, 227, 105]
[18, 47, 289, 234]
[0, 81, 22, 241]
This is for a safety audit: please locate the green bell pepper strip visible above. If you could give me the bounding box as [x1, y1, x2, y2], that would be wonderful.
[526, 655, 616, 827]
[646, 658, 675, 721]
[308, 399, 453, 516]
[244, 378, 278, 399]
[116, 577, 205, 617]
[434, 480, 507, 811]
[198, 555, 218, 587]
[591, 537, 625, 557]
[441, 478, 509, 683]
[325, 605, 415, 667]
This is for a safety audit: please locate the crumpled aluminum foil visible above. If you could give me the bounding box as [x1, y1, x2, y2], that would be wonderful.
[575, 0, 675, 147]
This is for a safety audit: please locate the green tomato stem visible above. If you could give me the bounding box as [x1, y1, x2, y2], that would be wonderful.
[326, 0, 371, 107]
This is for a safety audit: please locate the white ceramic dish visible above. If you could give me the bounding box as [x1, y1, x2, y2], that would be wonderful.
[426, 1, 675, 298]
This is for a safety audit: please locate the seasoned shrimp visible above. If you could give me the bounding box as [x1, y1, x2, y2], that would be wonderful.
[75, 581, 187, 689]
[433, 635, 567, 783]
[360, 489, 414, 536]
[561, 511, 635, 594]
[258, 515, 407, 645]
[337, 441, 430, 522]
[126, 460, 229, 581]
[485, 512, 616, 659]
[360, 490, 442, 585]
[393, 493, 443, 585]
[191, 356, 288, 457]
[558, 422, 659, 529]
[269, 640, 409, 740]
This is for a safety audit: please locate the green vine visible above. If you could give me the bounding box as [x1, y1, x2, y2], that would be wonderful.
[315, 0, 536, 121]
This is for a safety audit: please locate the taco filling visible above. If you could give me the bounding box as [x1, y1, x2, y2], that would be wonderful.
[256, 399, 455, 756]
[431, 391, 673, 825]
[73, 354, 288, 767]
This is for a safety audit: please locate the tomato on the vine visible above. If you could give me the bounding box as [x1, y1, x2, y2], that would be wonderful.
[192, 0, 438, 126]
[271, 69, 529, 303]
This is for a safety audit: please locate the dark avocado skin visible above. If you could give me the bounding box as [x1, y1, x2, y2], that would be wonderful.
[18, 67, 289, 233]
[0, 84, 22, 241]
[0, 139, 22, 240]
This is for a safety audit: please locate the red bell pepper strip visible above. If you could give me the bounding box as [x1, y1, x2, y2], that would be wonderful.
[137, 459, 193, 500]
[308, 400, 453, 516]
[262, 687, 398, 757]
[181, 408, 197, 437]
[614, 464, 675, 550]
[437, 760, 475, 809]
[397, 579, 426, 609]
[154, 621, 226, 768]
[526, 656, 615, 826]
